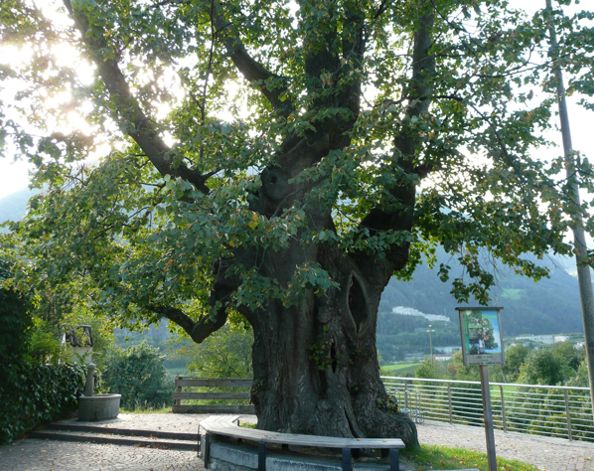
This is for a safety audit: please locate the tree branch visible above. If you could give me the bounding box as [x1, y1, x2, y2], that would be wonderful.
[148, 255, 243, 342]
[150, 304, 228, 343]
[63, 0, 210, 193]
[211, 1, 294, 118]
[359, 6, 436, 268]
[340, 0, 366, 119]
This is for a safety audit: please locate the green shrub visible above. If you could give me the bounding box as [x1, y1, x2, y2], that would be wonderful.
[0, 362, 85, 444]
[102, 342, 173, 410]
[183, 323, 253, 379]
[0, 277, 31, 363]
[27, 316, 65, 364]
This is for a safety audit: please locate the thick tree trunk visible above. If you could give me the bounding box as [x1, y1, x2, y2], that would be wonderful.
[247, 242, 419, 447]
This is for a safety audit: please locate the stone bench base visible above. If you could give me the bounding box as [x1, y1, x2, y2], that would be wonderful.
[208, 440, 406, 471]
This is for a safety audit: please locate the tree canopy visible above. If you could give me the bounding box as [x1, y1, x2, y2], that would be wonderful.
[1, 0, 594, 443]
[1, 0, 592, 327]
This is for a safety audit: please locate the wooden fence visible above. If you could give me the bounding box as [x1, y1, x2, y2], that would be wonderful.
[172, 377, 255, 414]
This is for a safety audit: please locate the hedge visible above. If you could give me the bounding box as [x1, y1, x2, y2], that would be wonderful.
[0, 362, 86, 444]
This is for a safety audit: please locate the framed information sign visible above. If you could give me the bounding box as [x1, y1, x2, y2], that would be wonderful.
[457, 307, 504, 366]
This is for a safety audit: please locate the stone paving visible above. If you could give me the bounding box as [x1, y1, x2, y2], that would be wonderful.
[62, 412, 212, 433]
[0, 413, 593, 470]
[0, 439, 203, 471]
[0, 413, 208, 471]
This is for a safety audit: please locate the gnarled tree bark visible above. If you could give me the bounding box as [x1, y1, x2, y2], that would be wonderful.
[248, 241, 418, 446]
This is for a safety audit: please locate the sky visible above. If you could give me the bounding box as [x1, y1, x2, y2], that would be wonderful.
[0, 1, 593, 200]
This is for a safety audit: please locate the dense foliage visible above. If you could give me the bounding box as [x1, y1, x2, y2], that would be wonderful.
[101, 342, 172, 410]
[0, 362, 85, 444]
[0, 261, 87, 444]
[1, 0, 592, 340]
[0, 261, 31, 362]
[182, 323, 253, 378]
[414, 341, 586, 386]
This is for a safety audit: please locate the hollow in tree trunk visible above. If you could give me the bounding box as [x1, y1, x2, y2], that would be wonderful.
[246, 242, 419, 447]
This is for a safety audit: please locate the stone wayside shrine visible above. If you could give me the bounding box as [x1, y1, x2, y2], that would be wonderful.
[64, 325, 121, 421]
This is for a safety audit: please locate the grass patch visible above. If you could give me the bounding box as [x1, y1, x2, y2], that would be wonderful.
[215, 426, 537, 470]
[380, 362, 421, 376]
[239, 421, 257, 429]
[120, 406, 172, 414]
[403, 444, 537, 471]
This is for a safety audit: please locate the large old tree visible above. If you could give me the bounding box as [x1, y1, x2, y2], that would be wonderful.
[1, 0, 593, 446]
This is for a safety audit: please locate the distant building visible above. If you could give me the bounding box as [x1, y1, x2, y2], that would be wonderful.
[514, 334, 569, 345]
[391, 306, 451, 323]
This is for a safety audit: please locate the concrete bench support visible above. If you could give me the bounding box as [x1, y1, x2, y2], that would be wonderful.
[341, 447, 351, 471]
[258, 441, 266, 471]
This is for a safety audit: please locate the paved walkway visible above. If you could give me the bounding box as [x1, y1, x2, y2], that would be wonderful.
[417, 420, 594, 471]
[0, 413, 592, 470]
[0, 413, 208, 471]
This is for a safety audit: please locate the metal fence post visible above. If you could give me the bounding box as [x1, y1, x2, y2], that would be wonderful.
[499, 385, 507, 432]
[447, 384, 453, 423]
[381, 376, 594, 442]
[564, 390, 573, 441]
[404, 380, 410, 411]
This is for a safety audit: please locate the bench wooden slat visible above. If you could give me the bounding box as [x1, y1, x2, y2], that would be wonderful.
[175, 378, 253, 388]
[173, 392, 251, 400]
[200, 416, 405, 449]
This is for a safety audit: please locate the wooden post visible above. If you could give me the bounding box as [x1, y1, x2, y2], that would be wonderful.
[480, 365, 497, 471]
[203, 433, 211, 467]
[173, 375, 182, 412]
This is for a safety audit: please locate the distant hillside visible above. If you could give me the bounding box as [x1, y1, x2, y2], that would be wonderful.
[0, 188, 34, 223]
[379, 250, 584, 337]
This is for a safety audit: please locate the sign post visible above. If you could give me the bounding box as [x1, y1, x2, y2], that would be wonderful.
[457, 307, 504, 471]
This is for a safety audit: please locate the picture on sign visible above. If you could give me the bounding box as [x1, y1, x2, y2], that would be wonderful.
[457, 307, 503, 365]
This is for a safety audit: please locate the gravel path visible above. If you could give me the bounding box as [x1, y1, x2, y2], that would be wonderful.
[0, 413, 593, 470]
[417, 420, 594, 471]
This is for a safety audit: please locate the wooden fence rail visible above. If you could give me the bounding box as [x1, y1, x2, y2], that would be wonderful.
[172, 377, 254, 414]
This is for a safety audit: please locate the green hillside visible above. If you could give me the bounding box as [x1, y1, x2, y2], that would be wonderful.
[379, 250, 583, 337]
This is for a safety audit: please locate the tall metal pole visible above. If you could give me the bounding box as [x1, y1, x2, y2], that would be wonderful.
[480, 365, 497, 471]
[546, 0, 594, 418]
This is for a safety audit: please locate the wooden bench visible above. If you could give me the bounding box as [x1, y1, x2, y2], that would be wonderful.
[199, 415, 405, 471]
[172, 378, 254, 413]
